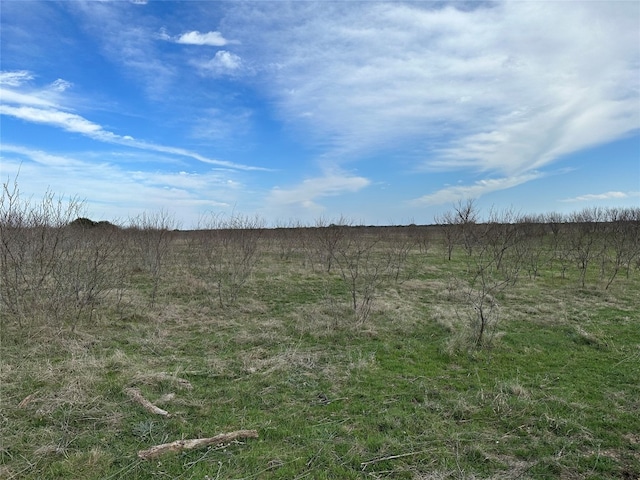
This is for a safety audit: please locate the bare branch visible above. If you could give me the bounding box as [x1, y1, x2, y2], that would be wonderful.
[137, 430, 259, 460]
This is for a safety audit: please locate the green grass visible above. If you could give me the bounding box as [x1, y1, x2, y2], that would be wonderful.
[1, 235, 639, 479]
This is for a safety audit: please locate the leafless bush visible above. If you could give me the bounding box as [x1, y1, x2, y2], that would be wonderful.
[545, 212, 572, 280]
[305, 216, 350, 273]
[567, 207, 605, 288]
[444, 206, 523, 351]
[515, 215, 550, 280]
[388, 228, 417, 282]
[191, 213, 264, 308]
[482, 207, 524, 272]
[55, 222, 128, 330]
[1, 177, 126, 331]
[128, 210, 178, 306]
[332, 226, 395, 325]
[434, 199, 478, 260]
[272, 219, 306, 262]
[599, 207, 640, 289]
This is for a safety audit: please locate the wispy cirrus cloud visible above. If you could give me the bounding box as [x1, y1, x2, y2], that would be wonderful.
[0, 70, 264, 171]
[561, 191, 640, 203]
[409, 171, 545, 207]
[69, 1, 176, 98]
[0, 144, 243, 225]
[225, 1, 638, 197]
[267, 171, 370, 212]
[0, 70, 34, 87]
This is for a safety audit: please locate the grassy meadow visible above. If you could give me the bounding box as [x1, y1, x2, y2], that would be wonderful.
[1, 206, 639, 479]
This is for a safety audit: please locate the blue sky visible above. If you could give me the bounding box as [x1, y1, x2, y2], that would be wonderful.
[1, 1, 639, 227]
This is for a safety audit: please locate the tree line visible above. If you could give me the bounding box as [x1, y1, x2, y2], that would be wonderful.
[2, 179, 639, 348]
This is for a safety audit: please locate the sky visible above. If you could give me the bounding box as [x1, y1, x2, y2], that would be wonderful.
[1, 0, 639, 228]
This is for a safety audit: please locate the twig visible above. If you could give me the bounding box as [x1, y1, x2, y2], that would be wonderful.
[137, 430, 259, 460]
[18, 393, 37, 408]
[132, 372, 193, 390]
[124, 387, 170, 417]
[360, 449, 433, 470]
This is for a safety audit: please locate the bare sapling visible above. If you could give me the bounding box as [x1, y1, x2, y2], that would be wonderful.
[128, 210, 178, 306]
[193, 213, 264, 308]
[545, 212, 572, 280]
[455, 198, 480, 258]
[58, 220, 128, 331]
[515, 215, 550, 280]
[387, 227, 417, 282]
[483, 207, 524, 272]
[0, 177, 85, 329]
[447, 207, 523, 350]
[434, 210, 459, 261]
[567, 207, 605, 288]
[312, 216, 350, 273]
[600, 207, 640, 289]
[332, 226, 394, 325]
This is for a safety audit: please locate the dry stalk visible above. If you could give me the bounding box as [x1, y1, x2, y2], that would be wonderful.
[18, 393, 37, 408]
[133, 371, 193, 390]
[124, 387, 170, 417]
[360, 448, 435, 470]
[137, 429, 259, 460]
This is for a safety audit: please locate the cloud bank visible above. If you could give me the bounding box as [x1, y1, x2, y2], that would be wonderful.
[225, 1, 638, 195]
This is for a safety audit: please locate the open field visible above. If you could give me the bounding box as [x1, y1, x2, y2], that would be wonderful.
[1, 210, 639, 478]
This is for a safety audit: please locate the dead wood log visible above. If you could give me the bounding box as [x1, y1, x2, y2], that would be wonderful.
[124, 387, 170, 417]
[137, 430, 259, 460]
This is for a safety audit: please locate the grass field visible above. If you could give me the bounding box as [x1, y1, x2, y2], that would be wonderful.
[1, 223, 639, 479]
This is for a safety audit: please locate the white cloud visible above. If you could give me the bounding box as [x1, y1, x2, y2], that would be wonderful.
[0, 70, 67, 108]
[50, 79, 72, 92]
[175, 30, 229, 47]
[69, 3, 176, 98]
[197, 51, 243, 75]
[268, 172, 370, 211]
[0, 87, 58, 108]
[0, 80, 265, 171]
[561, 191, 640, 203]
[0, 70, 33, 86]
[0, 145, 246, 227]
[0, 104, 108, 136]
[213, 51, 241, 70]
[410, 171, 545, 207]
[225, 1, 638, 180]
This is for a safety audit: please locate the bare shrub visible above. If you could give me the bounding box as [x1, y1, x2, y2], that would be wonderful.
[546, 212, 572, 280]
[600, 207, 640, 289]
[331, 226, 395, 325]
[516, 214, 550, 280]
[191, 213, 264, 308]
[55, 221, 128, 331]
[443, 207, 523, 351]
[567, 207, 605, 287]
[310, 216, 350, 273]
[1, 177, 127, 331]
[127, 210, 178, 306]
[386, 227, 418, 282]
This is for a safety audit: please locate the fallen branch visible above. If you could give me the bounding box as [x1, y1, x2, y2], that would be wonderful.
[133, 372, 193, 390]
[137, 430, 259, 460]
[361, 449, 435, 470]
[125, 387, 170, 417]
